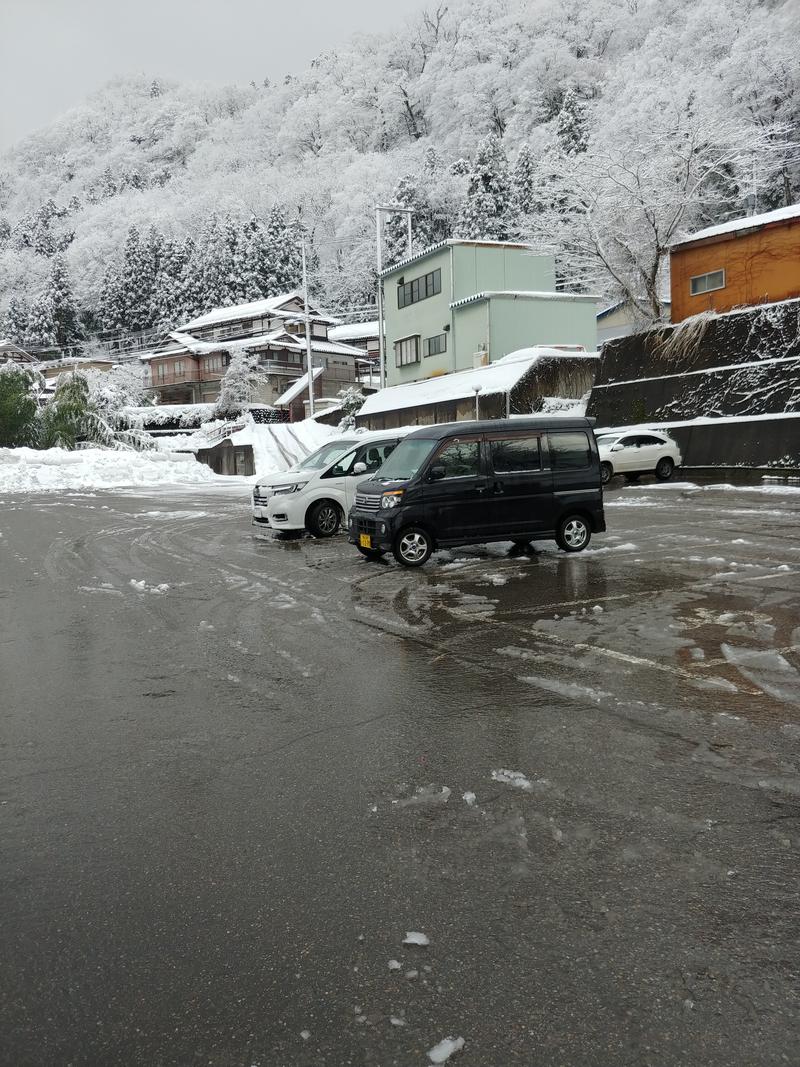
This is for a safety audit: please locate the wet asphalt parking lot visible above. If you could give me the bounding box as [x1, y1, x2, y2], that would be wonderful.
[1, 476, 799, 1067]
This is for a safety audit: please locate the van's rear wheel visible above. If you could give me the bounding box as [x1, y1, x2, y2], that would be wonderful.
[357, 545, 385, 560]
[655, 457, 674, 481]
[393, 526, 433, 568]
[556, 514, 591, 553]
[600, 462, 613, 485]
[307, 500, 340, 537]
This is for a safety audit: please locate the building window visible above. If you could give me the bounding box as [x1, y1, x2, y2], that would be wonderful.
[394, 335, 420, 367]
[156, 363, 166, 380]
[398, 268, 441, 309]
[423, 333, 447, 357]
[690, 269, 725, 296]
[173, 360, 184, 375]
[202, 355, 223, 373]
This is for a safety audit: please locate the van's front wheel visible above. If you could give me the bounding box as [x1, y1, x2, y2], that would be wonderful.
[307, 500, 340, 537]
[556, 514, 591, 553]
[393, 526, 433, 567]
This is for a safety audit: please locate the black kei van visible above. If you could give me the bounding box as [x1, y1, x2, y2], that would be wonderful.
[347, 417, 606, 567]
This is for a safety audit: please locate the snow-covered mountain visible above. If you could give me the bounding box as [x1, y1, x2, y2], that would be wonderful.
[0, 0, 797, 335]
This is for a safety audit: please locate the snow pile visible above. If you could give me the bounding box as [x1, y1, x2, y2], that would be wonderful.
[156, 414, 336, 481]
[0, 446, 223, 493]
[491, 768, 534, 791]
[428, 1036, 465, 1063]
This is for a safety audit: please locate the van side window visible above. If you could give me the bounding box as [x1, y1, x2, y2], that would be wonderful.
[548, 432, 591, 470]
[433, 439, 481, 479]
[361, 441, 397, 472]
[325, 448, 357, 477]
[490, 435, 541, 473]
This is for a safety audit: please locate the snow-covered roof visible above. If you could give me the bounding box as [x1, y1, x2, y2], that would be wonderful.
[450, 290, 599, 309]
[673, 203, 800, 247]
[178, 292, 338, 332]
[274, 367, 325, 406]
[140, 329, 364, 362]
[597, 297, 671, 319]
[329, 320, 380, 342]
[358, 347, 599, 417]
[380, 239, 540, 278]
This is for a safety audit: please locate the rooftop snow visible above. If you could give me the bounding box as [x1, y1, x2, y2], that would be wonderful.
[140, 330, 364, 361]
[380, 239, 541, 278]
[358, 347, 599, 416]
[673, 203, 800, 247]
[450, 290, 600, 309]
[274, 366, 324, 406]
[179, 292, 338, 332]
[329, 321, 380, 342]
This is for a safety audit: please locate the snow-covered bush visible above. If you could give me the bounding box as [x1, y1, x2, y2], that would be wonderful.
[336, 385, 366, 431]
[214, 350, 266, 419]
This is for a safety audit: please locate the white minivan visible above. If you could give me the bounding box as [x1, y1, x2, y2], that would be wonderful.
[252, 429, 409, 537]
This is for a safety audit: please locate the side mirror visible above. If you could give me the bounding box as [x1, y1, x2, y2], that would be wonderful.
[352, 462, 367, 475]
[610, 443, 623, 452]
[427, 465, 446, 482]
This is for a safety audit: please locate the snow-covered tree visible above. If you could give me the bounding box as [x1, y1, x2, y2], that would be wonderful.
[455, 134, 515, 240]
[213, 350, 265, 418]
[336, 385, 366, 431]
[2, 295, 30, 344]
[555, 88, 589, 156]
[24, 293, 57, 348]
[46, 255, 80, 346]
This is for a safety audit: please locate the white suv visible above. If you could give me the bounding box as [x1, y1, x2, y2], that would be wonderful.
[596, 430, 682, 485]
[252, 430, 408, 537]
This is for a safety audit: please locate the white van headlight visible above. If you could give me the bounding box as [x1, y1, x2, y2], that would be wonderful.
[272, 482, 308, 495]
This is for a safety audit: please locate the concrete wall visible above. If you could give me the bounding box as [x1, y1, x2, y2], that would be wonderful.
[670, 218, 800, 323]
[587, 298, 800, 467]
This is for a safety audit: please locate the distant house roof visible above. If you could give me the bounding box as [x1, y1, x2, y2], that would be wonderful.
[451, 290, 599, 310]
[672, 204, 800, 248]
[0, 339, 37, 363]
[329, 320, 380, 342]
[380, 239, 541, 278]
[140, 330, 363, 362]
[358, 347, 599, 417]
[274, 367, 325, 406]
[597, 297, 671, 320]
[179, 291, 339, 331]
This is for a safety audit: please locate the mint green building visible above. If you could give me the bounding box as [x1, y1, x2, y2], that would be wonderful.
[381, 240, 598, 387]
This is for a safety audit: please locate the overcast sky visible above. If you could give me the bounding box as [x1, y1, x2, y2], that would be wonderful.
[0, 0, 427, 151]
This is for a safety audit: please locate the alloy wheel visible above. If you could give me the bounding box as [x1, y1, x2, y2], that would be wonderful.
[399, 531, 429, 563]
[563, 519, 588, 548]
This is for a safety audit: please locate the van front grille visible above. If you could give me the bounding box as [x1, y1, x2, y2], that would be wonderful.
[355, 493, 381, 511]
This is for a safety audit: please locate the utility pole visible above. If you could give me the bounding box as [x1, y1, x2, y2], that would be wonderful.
[301, 240, 315, 417]
[375, 205, 414, 391]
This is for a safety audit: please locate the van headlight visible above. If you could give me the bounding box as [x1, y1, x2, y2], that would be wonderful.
[381, 491, 404, 509]
[271, 482, 308, 495]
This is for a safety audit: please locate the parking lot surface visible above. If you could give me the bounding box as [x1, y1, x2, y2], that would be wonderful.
[1, 478, 799, 1065]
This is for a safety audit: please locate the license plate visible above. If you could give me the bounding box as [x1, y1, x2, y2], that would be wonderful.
[359, 533, 372, 549]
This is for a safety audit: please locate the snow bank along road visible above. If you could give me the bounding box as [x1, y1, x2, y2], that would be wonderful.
[1, 480, 799, 1066]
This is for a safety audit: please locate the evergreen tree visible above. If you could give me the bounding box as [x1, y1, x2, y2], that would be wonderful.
[556, 88, 589, 156]
[384, 171, 446, 265]
[512, 143, 538, 224]
[175, 235, 202, 322]
[152, 236, 187, 329]
[266, 207, 303, 294]
[118, 225, 156, 331]
[47, 255, 80, 346]
[24, 294, 57, 348]
[97, 265, 126, 332]
[0, 364, 39, 446]
[455, 134, 515, 240]
[2, 295, 30, 343]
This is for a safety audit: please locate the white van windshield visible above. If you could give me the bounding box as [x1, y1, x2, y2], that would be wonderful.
[290, 439, 357, 472]
[376, 438, 437, 482]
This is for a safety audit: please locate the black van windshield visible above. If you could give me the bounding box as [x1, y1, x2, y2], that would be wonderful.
[376, 437, 437, 481]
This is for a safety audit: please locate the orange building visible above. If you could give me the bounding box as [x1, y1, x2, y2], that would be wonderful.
[670, 204, 800, 323]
